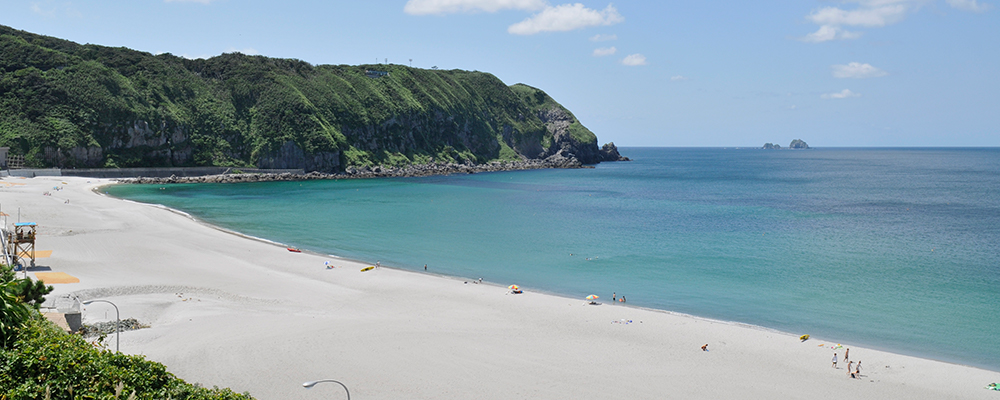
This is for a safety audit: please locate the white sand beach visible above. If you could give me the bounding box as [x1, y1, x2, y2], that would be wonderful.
[2, 175, 997, 399]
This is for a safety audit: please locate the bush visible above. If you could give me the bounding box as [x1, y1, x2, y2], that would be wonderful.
[0, 319, 254, 399]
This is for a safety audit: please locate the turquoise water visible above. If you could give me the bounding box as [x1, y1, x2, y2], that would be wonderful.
[106, 148, 1000, 370]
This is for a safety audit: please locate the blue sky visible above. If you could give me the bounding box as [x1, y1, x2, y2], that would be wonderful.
[1, 0, 997, 147]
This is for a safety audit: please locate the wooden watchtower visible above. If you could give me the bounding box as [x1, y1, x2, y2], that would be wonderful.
[7, 222, 37, 269]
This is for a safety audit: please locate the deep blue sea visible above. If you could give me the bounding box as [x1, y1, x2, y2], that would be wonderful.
[106, 148, 1000, 370]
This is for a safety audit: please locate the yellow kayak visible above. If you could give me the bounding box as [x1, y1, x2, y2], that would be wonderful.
[361, 266, 375, 272]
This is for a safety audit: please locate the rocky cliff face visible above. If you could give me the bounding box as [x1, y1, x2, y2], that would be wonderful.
[43, 120, 193, 168]
[257, 140, 340, 171]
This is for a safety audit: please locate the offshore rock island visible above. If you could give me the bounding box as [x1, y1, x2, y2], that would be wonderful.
[0, 25, 627, 175]
[762, 139, 809, 149]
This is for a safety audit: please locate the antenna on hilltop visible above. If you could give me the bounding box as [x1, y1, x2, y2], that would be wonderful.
[409, 59, 412, 67]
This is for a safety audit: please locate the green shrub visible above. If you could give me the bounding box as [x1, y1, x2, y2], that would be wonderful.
[0, 319, 254, 399]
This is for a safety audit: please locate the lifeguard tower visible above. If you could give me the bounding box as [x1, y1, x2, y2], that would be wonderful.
[5, 222, 37, 270]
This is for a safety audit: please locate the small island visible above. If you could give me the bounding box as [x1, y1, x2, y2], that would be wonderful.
[762, 139, 809, 149]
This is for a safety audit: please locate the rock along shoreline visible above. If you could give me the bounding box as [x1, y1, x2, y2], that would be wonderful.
[119, 158, 599, 184]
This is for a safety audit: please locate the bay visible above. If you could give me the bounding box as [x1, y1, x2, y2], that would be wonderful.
[106, 147, 1000, 370]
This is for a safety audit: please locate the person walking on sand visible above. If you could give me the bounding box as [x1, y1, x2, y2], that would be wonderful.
[376, 261, 380, 269]
[855, 361, 862, 378]
[847, 361, 855, 378]
[701, 344, 708, 351]
[832, 352, 838, 368]
[844, 348, 850, 363]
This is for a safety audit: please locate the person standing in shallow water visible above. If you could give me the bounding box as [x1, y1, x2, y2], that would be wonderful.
[612, 292, 616, 301]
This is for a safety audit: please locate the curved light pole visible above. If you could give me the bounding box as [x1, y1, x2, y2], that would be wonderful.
[302, 379, 350, 400]
[82, 299, 119, 353]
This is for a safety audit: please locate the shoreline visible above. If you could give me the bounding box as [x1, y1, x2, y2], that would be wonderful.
[116, 158, 597, 185]
[100, 181, 997, 373]
[5, 176, 998, 399]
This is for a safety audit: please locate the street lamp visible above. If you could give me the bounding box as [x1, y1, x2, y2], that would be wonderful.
[302, 379, 350, 400]
[82, 299, 119, 353]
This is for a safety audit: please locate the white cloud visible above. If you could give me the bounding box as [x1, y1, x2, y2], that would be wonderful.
[165, 0, 215, 3]
[801, 0, 993, 43]
[832, 62, 888, 78]
[821, 89, 861, 99]
[590, 33, 617, 41]
[225, 47, 259, 55]
[670, 75, 688, 81]
[30, 1, 82, 18]
[801, 25, 863, 42]
[30, 2, 53, 17]
[621, 53, 647, 66]
[179, 54, 212, 60]
[808, 3, 911, 27]
[404, 0, 546, 15]
[800, 0, 924, 43]
[592, 46, 617, 56]
[508, 3, 624, 35]
[946, 0, 992, 12]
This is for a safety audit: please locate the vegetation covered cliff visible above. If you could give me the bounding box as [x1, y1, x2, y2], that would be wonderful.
[0, 25, 623, 172]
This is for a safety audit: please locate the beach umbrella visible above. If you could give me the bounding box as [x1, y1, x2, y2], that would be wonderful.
[508, 284, 520, 291]
[586, 294, 599, 302]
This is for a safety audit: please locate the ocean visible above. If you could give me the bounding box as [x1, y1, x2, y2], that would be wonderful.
[106, 147, 1000, 371]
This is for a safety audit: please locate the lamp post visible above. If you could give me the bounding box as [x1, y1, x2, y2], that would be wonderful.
[82, 299, 119, 352]
[302, 379, 350, 400]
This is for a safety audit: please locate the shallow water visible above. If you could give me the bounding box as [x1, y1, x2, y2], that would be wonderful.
[107, 147, 1000, 370]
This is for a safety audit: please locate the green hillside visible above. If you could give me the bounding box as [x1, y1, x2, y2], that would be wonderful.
[0, 25, 608, 172]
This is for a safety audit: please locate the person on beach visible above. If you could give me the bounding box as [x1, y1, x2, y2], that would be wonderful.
[620, 296, 626, 303]
[844, 348, 849, 363]
[855, 361, 862, 378]
[832, 353, 838, 368]
[847, 361, 855, 378]
[701, 344, 708, 351]
[376, 261, 380, 269]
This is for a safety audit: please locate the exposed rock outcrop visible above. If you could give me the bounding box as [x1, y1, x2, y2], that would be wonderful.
[257, 140, 340, 172]
[789, 139, 809, 149]
[598, 142, 630, 161]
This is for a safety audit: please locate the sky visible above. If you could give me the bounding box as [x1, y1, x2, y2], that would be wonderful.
[1, 0, 997, 147]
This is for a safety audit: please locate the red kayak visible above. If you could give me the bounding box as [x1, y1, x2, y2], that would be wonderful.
[287, 247, 301, 253]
